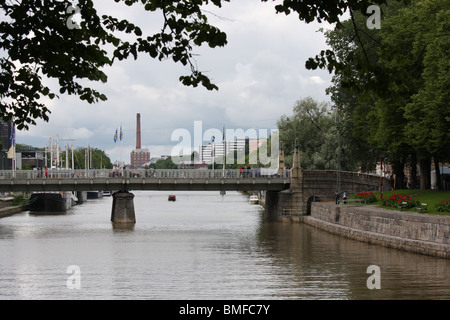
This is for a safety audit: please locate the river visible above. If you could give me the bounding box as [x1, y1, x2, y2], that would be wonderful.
[0, 191, 448, 300]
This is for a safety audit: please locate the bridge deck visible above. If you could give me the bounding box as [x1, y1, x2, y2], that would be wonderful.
[0, 169, 290, 192]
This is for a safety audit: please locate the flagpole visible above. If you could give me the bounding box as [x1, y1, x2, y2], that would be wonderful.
[120, 124, 123, 166]
[11, 123, 16, 177]
[222, 124, 225, 178]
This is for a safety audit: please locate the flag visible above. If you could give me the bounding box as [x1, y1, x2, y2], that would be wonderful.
[114, 129, 118, 143]
[222, 125, 225, 142]
[9, 125, 15, 145]
[211, 135, 215, 143]
[7, 146, 14, 159]
[120, 125, 123, 141]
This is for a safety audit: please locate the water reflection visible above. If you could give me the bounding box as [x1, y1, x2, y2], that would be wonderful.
[0, 191, 448, 299]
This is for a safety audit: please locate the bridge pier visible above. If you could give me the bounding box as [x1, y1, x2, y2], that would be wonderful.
[111, 191, 136, 224]
[265, 138, 308, 219]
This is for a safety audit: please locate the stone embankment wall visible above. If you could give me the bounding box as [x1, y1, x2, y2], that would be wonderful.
[0, 206, 23, 218]
[302, 203, 450, 259]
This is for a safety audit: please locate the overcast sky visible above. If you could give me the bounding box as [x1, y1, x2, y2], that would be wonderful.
[16, 0, 334, 164]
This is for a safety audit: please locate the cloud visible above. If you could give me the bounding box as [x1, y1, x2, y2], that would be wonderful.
[309, 76, 326, 85]
[15, 0, 333, 163]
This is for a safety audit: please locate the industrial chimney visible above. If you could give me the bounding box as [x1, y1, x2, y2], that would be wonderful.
[136, 113, 141, 149]
[131, 113, 150, 168]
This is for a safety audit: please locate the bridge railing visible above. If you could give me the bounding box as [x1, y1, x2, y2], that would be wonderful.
[0, 168, 290, 180]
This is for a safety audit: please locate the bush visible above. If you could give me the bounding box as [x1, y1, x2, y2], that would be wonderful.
[381, 193, 420, 209]
[435, 199, 450, 212]
[12, 193, 27, 206]
[355, 191, 377, 203]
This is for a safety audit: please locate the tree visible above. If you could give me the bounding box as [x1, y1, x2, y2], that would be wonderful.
[72, 147, 112, 169]
[1, 0, 409, 130]
[0, 0, 228, 129]
[153, 156, 177, 169]
[309, 0, 449, 189]
[277, 97, 360, 171]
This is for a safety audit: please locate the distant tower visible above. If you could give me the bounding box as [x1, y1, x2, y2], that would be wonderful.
[136, 113, 141, 149]
[130, 113, 150, 168]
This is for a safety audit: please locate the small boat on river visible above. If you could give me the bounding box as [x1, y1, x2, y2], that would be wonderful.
[168, 195, 176, 201]
[249, 195, 259, 204]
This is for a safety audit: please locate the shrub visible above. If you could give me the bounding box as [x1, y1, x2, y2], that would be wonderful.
[435, 199, 450, 212]
[355, 191, 377, 203]
[381, 193, 420, 209]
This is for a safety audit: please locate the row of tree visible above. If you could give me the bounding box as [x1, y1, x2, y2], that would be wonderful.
[16, 144, 113, 169]
[278, 0, 449, 190]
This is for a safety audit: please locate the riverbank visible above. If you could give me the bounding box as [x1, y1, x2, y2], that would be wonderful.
[298, 202, 450, 259]
[0, 205, 25, 218]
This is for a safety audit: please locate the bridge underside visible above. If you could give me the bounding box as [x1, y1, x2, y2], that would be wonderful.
[1, 177, 290, 193]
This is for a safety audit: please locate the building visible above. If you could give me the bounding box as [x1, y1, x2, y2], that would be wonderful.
[0, 120, 13, 170]
[130, 113, 150, 168]
[131, 149, 150, 168]
[200, 138, 247, 164]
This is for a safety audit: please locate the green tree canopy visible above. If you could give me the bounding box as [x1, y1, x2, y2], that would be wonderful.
[1, 0, 407, 130]
[277, 97, 361, 171]
[310, 0, 449, 189]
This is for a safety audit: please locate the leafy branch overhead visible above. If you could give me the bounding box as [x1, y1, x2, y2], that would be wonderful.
[1, 0, 402, 129]
[0, 0, 228, 129]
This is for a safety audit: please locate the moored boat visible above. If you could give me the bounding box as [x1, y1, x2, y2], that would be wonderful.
[249, 195, 259, 204]
[29, 192, 74, 212]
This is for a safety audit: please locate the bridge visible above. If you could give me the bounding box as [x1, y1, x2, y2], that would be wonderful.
[0, 141, 389, 224]
[0, 168, 290, 193]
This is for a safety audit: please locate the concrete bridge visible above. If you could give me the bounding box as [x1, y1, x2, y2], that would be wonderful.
[0, 141, 389, 224]
[0, 168, 290, 193]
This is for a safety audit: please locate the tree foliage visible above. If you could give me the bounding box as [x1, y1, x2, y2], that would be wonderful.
[277, 97, 361, 171]
[72, 147, 113, 169]
[0, 0, 229, 129]
[310, 0, 449, 189]
[1, 0, 409, 130]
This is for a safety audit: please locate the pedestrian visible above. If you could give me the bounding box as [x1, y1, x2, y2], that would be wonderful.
[334, 190, 340, 205]
[343, 191, 348, 204]
[44, 166, 48, 179]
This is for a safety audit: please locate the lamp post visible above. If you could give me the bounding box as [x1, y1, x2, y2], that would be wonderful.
[335, 107, 341, 194]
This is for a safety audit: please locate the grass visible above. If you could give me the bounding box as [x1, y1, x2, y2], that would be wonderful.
[351, 189, 450, 216]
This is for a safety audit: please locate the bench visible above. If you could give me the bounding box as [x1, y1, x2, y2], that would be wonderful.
[397, 201, 408, 210]
[415, 203, 428, 213]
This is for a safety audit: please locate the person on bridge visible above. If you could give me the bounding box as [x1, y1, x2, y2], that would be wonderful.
[334, 190, 340, 205]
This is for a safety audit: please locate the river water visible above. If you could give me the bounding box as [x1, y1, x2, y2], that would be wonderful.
[0, 191, 448, 300]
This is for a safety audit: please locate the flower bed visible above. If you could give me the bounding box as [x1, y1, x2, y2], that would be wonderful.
[355, 191, 377, 204]
[381, 193, 420, 209]
[435, 199, 450, 213]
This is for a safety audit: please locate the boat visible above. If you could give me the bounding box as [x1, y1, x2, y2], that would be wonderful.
[87, 191, 104, 199]
[168, 195, 176, 201]
[29, 191, 75, 212]
[249, 195, 259, 204]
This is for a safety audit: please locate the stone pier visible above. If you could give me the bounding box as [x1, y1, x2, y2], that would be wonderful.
[265, 139, 306, 219]
[111, 191, 136, 224]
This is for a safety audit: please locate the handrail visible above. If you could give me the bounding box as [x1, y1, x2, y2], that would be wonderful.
[0, 168, 291, 180]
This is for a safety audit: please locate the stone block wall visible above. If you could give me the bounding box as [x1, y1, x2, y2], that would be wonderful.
[304, 203, 450, 258]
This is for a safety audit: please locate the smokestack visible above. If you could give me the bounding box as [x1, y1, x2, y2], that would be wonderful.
[136, 113, 141, 149]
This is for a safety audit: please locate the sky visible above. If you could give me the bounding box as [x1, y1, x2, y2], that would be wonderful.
[16, 0, 335, 164]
